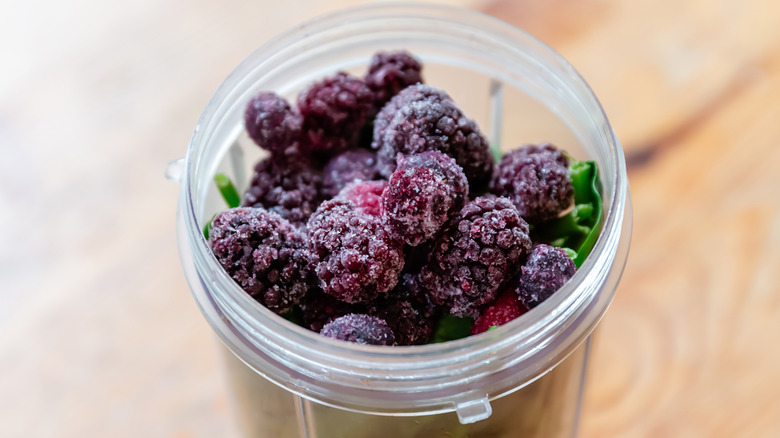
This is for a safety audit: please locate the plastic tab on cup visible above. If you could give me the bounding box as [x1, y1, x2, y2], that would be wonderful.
[454, 396, 492, 424]
[165, 157, 185, 182]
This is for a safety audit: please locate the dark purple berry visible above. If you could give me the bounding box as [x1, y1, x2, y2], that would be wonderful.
[512, 143, 570, 167]
[298, 72, 374, 157]
[373, 84, 493, 187]
[364, 51, 423, 109]
[244, 92, 304, 157]
[301, 288, 365, 333]
[368, 273, 437, 345]
[322, 149, 381, 198]
[420, 196, 532, 317]
[382, 151, 469, 247]
[307, 199, 404, 303]
[242, 156, 323, 226]
[371, 84, 450, 152]
[490, 148, 573, 224]
[209, 207, 310, 313]
[335, 180, 387, 217]
[320, 314, 396, 345]
[516, 244, 576, 309]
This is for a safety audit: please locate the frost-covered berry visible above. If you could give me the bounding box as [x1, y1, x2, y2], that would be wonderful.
[364, 51, 423, 109]
[322, 149, 381, 198]
[368, 273, 437, 345]
[209, 207, 310, 313]
[372, 84, 450, 152]
[298, 72, 374, 157]
[470, 290, 526, 335]
[307, 199, 404, 303]
[242, 156, 323, 226]
[320, 314, 396, 345]
[516, 244, 577, 309]
[420, 196, 532, 317]
[373, 84, 493, 187]
[511, 143, 570, 168]
[244, 92, 304, 157]
[490, 149, 573, 224]
[301, 288, 365, 333]
[335, 180, 387, 217]
[382, 151, 468, 246]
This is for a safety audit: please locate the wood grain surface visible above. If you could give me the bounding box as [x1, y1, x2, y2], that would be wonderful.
[1, 0, 779, 437]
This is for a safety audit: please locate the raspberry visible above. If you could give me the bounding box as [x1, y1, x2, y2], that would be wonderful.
[420, 196, 532, 317]
[298, 72, 374, 157]
[301, 288, 365, 333]
[364, 51, 423, 109]
[320, 314, 396, 345]
[322, 149, 381, 198]
[368, 273, 437, 345]
[470, 290, 527, 335]
[209, 207, 310, 313]
[373, 85, 493, 187]
[244, 92, 304, 157]
[382, 151, 468, 246]
[307, 199, 404, 303]
[516, 244, 577, 309]
[335, 180, 387, 217]
[490, 149, 573, 224]
[242, 156, 323, 226]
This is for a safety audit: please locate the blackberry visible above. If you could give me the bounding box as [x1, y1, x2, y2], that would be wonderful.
[471, 290, 526, 335]
[335, 180, 387, 217]
[516, 244, 577, 309]
[368, 273, 437, 345]
[364, 51, 423, 109]
[371, 84, 450, 151]
[244, 92, 304, 157]
[301, 288, 365, 333]
[307, 199, 404, 303]
[209, 207, 310, 313]
[322, 149, 381, 198]
[298, 72, 374, 157]
[512, 143, 570, 167]
[373, 85, 493, 187]
[320, 314, 396, 345]
[490, 149, 573, 224]
[242, 156, 323, 226]
[382, 151, 468, 246]
[420, 196, 532, 317]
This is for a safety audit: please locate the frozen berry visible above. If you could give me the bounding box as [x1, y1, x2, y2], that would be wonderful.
[322, 149, 381, 198]
[516, 244, 577, 309]
[368, 273, 437, 345]
[307, 199, 404, 303]
[301, 288, 365, 333]
[364, 51, 423, 109]
[371, 84, 450, 151]
[420, 196, 532, 317]
[512, 143, 570, 167]
[242, 156, 323, 226]
[298, 72, 374, 157]
[244, 92, 304, 157]
[382, 151, 468, 246]
[320, 314, 396, 345]
[471, 290, 526, 335]
[335, 180, 387, 217]
[373, 85, 493, 187]
[490, 149, 573, 224]
[209, 207, 310, 313]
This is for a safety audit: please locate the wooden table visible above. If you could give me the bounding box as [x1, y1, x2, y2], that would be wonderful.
[2, 0, 779, 436]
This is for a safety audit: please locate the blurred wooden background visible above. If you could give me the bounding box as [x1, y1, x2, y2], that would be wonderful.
[1, 0, 779, 436]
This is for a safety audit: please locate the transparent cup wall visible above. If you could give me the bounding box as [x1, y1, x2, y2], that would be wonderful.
[175, 5, 631, 438]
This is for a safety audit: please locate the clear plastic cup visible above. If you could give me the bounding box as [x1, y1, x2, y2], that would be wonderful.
[173, 4, 632, 437]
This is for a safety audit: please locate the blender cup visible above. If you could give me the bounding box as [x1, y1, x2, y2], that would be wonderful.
[172, 4, 632, 437]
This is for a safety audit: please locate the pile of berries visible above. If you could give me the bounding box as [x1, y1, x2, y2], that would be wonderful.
[208, 51, 581, 346]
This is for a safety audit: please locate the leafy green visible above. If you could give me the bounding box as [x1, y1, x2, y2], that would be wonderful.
[533, 160, 603, 267]
[432, 315, 474, 343]
[281, 306, 304, 326]
[214, 173, 241, 208]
